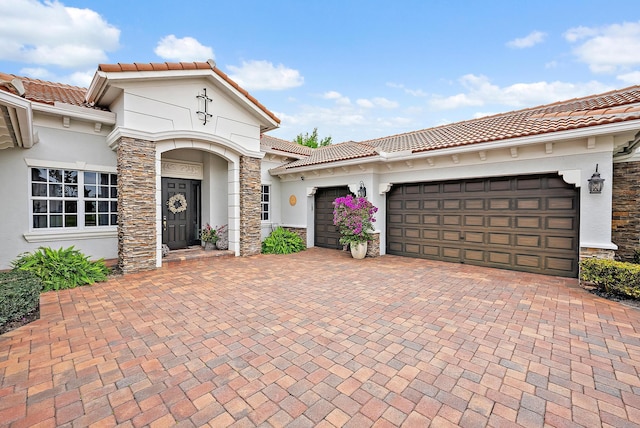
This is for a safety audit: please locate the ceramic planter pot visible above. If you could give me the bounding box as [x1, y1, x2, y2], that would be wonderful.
[350, 242, 367, 259]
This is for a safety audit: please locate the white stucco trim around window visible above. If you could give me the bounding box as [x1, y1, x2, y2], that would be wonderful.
[106, 128, 265, 159]
[23, 228, 117, 243]
[24, 158, 117, 173]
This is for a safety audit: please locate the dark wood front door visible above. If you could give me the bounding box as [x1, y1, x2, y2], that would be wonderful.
[162, 178, 201, 250]
[387, 174, 579, 277]
[314, 186, 351, 249]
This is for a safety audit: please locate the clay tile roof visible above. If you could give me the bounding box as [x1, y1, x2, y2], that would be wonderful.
[273, 85, 640, 171]
[261, 134, 314, 156]
[97, 61, 280, 124]
[0, 74, 97, 108]
[275, 141, 377, 170]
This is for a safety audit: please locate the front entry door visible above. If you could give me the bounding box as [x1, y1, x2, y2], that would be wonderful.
[162, 177, 200, 250]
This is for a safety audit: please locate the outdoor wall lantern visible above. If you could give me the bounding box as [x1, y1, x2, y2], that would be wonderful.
[588, 164, 605, 194]
[357, 181, 367, 198]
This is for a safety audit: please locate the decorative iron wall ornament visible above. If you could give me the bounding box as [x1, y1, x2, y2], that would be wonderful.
[196, 88, 213, 125]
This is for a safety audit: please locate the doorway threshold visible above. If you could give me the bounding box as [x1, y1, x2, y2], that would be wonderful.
[163, 245, 234, 266]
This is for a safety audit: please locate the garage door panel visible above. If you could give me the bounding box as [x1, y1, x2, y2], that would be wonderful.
[516, 254, 541, 268]
[548, 197, 575, 210]
[547, 236, 576, 250]
[387, 174, 578, 277]
[489, 252, 511, 265]
[443, 199, 461, 209]
[516, 235, 540, 247]
[443, 215, 461, 225]
[490, 179, 511, 191]
[315, 186, 350, 249]
[465, 199, 484, 210]
[422, 245, 440, 256]
[423, 214, 440, 225]
[405, 228, 421, 239]
[489, 217, 512, 227]
[406, 199, 421, 210]
[464, 249, 484, 261]
[517, 198, 541, 210]
[517, 217, 541, 228]
[423, 229, 439, 240]
[465, 215, 484, 226]
[423, 200, 439, 209]
[489, 199, 510, 210]
[405, 243, 421, 254]
[388, 200, 403, 210]
[546, 257, 575, 272]
[547, 217, 575, 229]
[443, 231, 461, 241]
[465, 231, 484, 243]
[406, 214, 421, 224]
[442, 247, 461, 259]
[489, 233, 510, 245]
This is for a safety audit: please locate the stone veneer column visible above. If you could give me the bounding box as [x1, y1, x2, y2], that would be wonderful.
[611, 160, 640, 261]
[117, 137, 157, 273]
[239, 156, 262, 255]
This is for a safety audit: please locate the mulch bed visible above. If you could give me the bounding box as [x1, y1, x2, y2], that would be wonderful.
[585, 285, 640, 309]
[0, 307, 40, 335]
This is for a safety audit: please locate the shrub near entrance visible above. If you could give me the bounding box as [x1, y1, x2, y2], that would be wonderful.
[580, 258, 640, 299]
[0, 271, 41, 334]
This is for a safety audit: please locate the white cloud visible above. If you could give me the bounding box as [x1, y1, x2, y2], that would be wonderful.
[356, 99, 375, 108]
[0, 0, 119, 67]
[356, 97, 398, 109]
[564, 21, 640, 73]
[507, 31, 547, 48]
[227, 60, 303, 90]
[154, 35, 214, 62]
[618, 71, 640, 85]
[386, 82, 428, 97]
[323, 91, 350, 105]
[430, 74, 612, 110]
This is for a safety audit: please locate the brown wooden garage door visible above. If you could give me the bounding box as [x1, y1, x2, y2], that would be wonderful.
[387, 174, 579, 277]
[315, 186, 350, 249]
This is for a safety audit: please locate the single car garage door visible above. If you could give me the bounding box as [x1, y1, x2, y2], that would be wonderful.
[315, 186, 350, 249]
[387, 174, 579, 277]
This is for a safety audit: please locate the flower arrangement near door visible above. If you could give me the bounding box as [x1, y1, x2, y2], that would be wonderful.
[333, 195, 378, 259]
[200, 223, 218, 250]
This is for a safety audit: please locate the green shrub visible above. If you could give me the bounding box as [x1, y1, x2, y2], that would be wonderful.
[580, 258, 640, 299]
[0, 271, 41, 328]
[262, 227, 306, 254]
[12, 246, 110, 292]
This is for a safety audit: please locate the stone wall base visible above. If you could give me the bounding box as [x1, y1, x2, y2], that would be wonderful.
[579, 247, 615, 261]
[366, 232, 380, 258]
[283, 227, 307, 244]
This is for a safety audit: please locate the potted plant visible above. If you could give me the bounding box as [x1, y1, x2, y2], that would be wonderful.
[215, 224, 228, 250]
[333, 194, 378, 259]
[200, 223, 218, 250]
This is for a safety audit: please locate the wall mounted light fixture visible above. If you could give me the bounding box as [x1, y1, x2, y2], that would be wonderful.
[357, 181, 367, 198]
[588, 164, 605, 194]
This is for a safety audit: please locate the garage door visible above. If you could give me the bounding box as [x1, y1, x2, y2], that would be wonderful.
[387, 174, 579, 277]
[315, 186, 350, 249]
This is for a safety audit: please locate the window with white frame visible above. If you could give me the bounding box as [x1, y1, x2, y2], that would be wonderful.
[30, 168, 117, 229]
[261, 185, 270, 221]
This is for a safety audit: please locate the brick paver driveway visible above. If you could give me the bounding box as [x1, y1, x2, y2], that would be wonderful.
[2, 248, 640, 427]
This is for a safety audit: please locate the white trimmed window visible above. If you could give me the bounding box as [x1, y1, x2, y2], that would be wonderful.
[30, 168, 118, 229]
[261, 185, 270, 221]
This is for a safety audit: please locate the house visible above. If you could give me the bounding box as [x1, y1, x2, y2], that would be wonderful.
[1, 61, 640, 278]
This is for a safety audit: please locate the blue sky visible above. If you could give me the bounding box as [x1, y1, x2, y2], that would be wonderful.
[2, 0, 640, 143]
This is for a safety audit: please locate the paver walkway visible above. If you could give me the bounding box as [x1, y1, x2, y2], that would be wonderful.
[1, 248, 640, 427]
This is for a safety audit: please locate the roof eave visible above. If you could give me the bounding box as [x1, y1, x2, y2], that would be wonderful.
[0, 90, 35, 149]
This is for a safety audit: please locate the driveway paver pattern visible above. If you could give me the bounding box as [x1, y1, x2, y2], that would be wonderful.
[1, 248, 640, 427]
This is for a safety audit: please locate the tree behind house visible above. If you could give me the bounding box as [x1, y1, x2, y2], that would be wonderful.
[294, 128, 332, 148]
